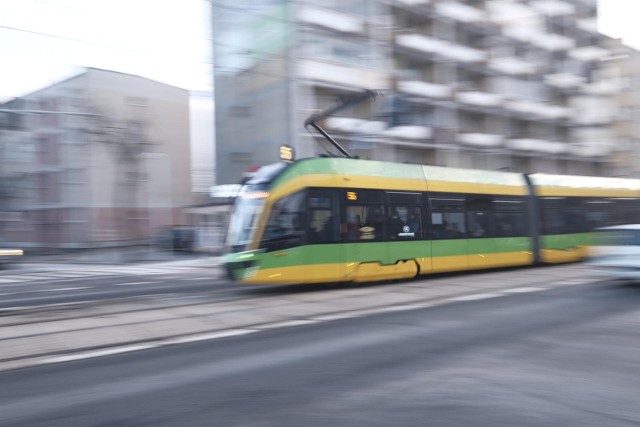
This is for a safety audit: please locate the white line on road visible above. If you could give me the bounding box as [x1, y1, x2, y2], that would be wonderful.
[182, 277, 211, 281]
[448, 292, 504, 302]
[40, 287, 91, 292]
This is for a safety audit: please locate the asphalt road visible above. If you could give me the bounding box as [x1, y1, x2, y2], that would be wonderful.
[0, 264, 233, 309]
[2, 281, 640, 426]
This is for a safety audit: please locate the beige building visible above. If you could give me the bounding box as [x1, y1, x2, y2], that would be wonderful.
[0, 68, 192, 250]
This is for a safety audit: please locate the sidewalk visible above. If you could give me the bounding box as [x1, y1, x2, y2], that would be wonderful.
[0, 263, 598, 372]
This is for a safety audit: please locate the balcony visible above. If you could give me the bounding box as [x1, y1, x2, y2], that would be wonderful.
[325, 118, 433, 142]
[504, 99, 571, 119]
[507, 138, 568, 154]
[569, 143, 612, 157]
[569, 46, 610, 62]
[380, 125, 433, 140]
[488, 57, 538, 75]
[458, 133, 504, 147]
[530, 0, 575, 16]
[544, 73, 586, 89]
[576, 17, 598, 33]
[298, 60, 389, 90]
[502, 26, 574, 51]
[397, 80, 452, 99]
[456, 91, 503, 107]
[434, 2, 485, 23]
[396, 0, 430, 5]
[395, 33, 487, 63]
[298, 7, 364, 34]
[488, 1, 537, 24]
[582, 80, 622, 96]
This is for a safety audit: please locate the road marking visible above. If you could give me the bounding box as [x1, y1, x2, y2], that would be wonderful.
[448, 292, 503, 302]
[164, 329, 256, 344]
[182, 277, 210, 281]
[255, 320, 318, 329]
[46, 345, 156, 363]
[501, 287, 547, 294]
[113, 281, 154, 286]
[40, 287, 91, 292]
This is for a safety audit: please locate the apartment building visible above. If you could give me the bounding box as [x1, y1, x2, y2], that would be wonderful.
[213, 0, 632, 184]
[0, 68, 192, 249]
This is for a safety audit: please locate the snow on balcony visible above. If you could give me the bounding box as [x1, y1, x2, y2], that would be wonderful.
[458, 133, 504, 147]
[530, 0, 575, 16]
[397, 80, 452, 99]
[489, 57, 538, 75]
[456, 91, 503, 107]
[435, 2, 485, 23]
[569, 46, 610, 62]
[299, 7, 364, 33]
[544, 73, 586, 88]
[380, 126, 433, 140]
[507, 138, 568, 154]
[396, 34, 486, 62]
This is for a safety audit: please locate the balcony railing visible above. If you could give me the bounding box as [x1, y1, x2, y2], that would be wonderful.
[456, 91, 503, 107]
[298, 6, 364, 34]
[434, 2, 485, 23]
[458, 132, 504, 147]
[397, 80, 452, 99]
[507, 138, 568, 154]
[396, 33, 487, 62]
[530, 0, 575, 16]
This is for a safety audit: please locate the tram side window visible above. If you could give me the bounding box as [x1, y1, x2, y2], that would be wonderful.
[467, 195, 493, 238]
[343, 190, 386, 241]
[430, 196, 466, 239]
[467, 211, 491, 238]
[386, 191, 422, 240]
[492, 197, 527, 237]
[261, 191, 305, 250]
[494, 212, 526, 237]
[308, 193, 339, 243]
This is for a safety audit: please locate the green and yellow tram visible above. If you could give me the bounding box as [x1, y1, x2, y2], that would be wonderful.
[223, 156, 640, 285]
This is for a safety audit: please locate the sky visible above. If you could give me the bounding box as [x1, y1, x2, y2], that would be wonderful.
[597, 0, 640, 50]
[0, 0, 212, 100]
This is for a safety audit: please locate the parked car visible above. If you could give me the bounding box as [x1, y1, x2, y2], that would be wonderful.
[586, 225, 640, 282]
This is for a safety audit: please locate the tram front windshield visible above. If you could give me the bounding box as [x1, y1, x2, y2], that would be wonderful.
[226, 189, 267, 252]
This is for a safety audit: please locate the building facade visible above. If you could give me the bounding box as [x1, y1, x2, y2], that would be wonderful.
[0, 68, 192, 250]
[213, 0, 633, 184]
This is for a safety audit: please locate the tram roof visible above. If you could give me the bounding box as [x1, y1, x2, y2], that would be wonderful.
[530, 173, 640, 198]
[268, 157, 528, 197]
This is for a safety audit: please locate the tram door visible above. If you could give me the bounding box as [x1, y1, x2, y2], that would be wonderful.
[429, 195, 469, 273]
[307, 190, 344, 283]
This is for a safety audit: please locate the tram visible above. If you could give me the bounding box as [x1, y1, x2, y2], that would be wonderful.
[223, 92, 640, 285]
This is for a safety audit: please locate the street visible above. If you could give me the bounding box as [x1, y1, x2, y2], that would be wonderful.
[2, 280, 640, 426]
[0, 261, 230, 309]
